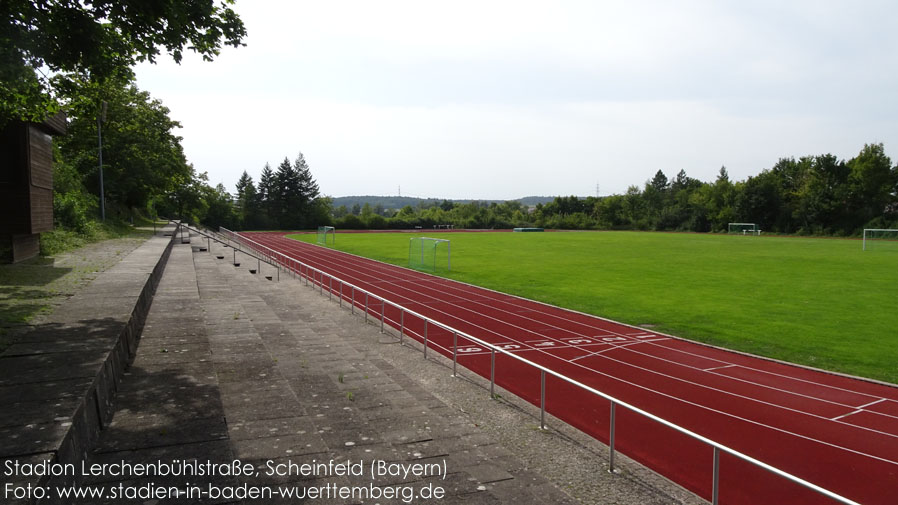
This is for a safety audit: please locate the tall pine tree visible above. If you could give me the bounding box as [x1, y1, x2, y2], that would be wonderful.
[274, 157, 301, 228]
[234, 171, 259, 229]
[257, 163, 275, 228]
[295, 152, 320, 204]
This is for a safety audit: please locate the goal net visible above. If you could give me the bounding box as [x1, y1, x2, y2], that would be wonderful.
[316, 226, 335, 246]
[728, 222, 760, 235]
[863, 229, 898, 251]
[408, 237, 451, 272]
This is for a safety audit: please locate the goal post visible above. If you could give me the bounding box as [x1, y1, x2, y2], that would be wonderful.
[409, 237, 451, 272]
[728, 222, 760, 235]
[863, 228, 898, 251]
[316, 226, 335, 246]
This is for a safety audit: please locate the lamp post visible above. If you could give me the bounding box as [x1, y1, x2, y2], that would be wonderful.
[98, 101, 107, 221]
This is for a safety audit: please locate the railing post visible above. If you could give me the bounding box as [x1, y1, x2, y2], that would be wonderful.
[329, 276, 332, 301]
[609, 401, 616, 472]
[452, 332, 458, 377]
[712, 447, 720, 505]
[400, 310, 404, 345]
[351, 287, 355, 315]
[380, 299, 385, 333]
[339, 281, 342, 307]
[540, 370, 546, 429]
[365, 293, 369, 323]
[423, 320, 428, 358]
[319, 271, 323, 295]
[490, 349, 496, 398]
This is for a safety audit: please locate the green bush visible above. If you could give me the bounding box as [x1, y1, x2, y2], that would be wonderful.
[53, 191, 97, 233]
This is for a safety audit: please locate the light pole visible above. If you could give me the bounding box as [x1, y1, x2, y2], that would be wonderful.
[98, 101, 107, 221]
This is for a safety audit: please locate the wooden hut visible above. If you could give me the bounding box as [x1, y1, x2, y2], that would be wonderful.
[0, 112, 67, 263]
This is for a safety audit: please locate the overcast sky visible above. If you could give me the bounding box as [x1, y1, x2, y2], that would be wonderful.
[135, 0, 898, 200]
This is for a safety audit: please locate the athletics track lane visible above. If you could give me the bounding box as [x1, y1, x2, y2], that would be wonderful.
[243, 232, 898, 505]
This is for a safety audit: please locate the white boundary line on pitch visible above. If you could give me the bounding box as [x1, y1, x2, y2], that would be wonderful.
[246, 233, 898, 459]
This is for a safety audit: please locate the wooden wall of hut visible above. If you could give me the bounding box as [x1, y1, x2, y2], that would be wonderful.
[0, 113, 66, 263]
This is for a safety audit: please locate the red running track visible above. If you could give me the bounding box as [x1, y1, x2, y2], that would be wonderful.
[243, 231, 898, 505]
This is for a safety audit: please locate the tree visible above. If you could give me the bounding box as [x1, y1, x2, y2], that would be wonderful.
[735, 170, 784, 232]
[273, 156, 299, 227]
[257, 163, 274, 213]
[644, 170, 670, 229]
[1, 0, 246, 125]
[294, 152, 321, 228]
[295, 152, 319, 201]
[649, 170, 670, 192]
[333, 205, 349, 219]
[158, 165, 206, 223]
[202, 183, 236, 230]
[792, 154, 848, 234]
[234, 170, 259, 229]
[846, 143, 896, 229]
[709, 166, 736, 231]
[56, 78, 191, 217]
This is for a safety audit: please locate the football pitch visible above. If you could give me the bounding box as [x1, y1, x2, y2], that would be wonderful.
[289, 230, 898, 384]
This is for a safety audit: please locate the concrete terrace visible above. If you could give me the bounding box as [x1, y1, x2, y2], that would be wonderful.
[0, 226, 699, 505]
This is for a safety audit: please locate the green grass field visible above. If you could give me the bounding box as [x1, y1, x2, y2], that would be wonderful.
[289, 231, 898, 384]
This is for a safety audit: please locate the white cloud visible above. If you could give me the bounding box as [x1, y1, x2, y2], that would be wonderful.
[135, 0, 898, 200]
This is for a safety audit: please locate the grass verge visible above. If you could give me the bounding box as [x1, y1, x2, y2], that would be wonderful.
[0, 220, 156, 353]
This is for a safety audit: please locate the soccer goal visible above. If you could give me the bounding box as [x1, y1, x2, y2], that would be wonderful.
[316, 226, 335, 246]
[728, 222, 760, 235]
[409, 237, 451, 272]
[862, 229, 898, 251]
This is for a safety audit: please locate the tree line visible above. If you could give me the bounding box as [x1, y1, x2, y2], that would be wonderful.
[45, 82, 898, 237]
[229, 156, 330, 230]
[273, 143, 892, 236]
[8, 3, 897, 239]
[537, 144, 897, 235]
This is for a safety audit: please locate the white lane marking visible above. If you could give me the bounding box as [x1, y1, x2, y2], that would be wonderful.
[832, 410, 864, 421]
[857, 398, 887, 410]
[704, 364, 738, 372]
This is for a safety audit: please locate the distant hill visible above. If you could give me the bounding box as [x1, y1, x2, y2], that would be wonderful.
[517, 196, 556, 206]
[330, 195, 555, 210]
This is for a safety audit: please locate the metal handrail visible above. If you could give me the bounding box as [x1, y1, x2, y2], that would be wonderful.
[182, 224, 284, 279]
[218, 228, 861, 505]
